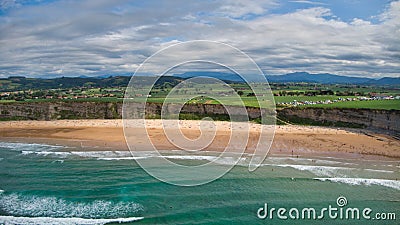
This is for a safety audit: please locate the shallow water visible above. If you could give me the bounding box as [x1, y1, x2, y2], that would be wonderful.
[0, 142, 399, 224]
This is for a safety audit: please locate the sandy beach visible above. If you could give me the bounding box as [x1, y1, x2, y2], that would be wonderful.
[0, 119, 399, 158]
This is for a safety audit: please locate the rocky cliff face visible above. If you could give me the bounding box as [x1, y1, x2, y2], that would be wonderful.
[278, 107, 399, 134]
[0, 102, 122, 120]
[0, 102, 260, 120]
[1, 102, 398, 134]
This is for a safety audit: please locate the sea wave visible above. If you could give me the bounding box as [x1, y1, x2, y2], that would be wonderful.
[314, 178, 400, 190]
[96, 155, 249, 167]
[0, 193, 143, 219]
[0, 142, 65, 152]
[98, 157, 136, 160]
[5, 144, 396, 177]
[0, 215, 143, 225]
[264, 164, 395, 177]
[20, 150, 132, 159]
[363, 168, 394, 173]
[163, 155, 218, 161]
[19, 150, 244, 163]
[263, 157, 358, 167]
[265, 164, 355, 177]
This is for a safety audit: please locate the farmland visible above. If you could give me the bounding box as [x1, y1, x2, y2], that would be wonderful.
[300, 99, 400, 110]
[1, 75, 399, 110]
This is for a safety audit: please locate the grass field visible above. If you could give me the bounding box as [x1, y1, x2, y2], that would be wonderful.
[300, 99, 400, 110]
[1, 96, 399, 110]
[0, 97, 123, 103]
[274, 95, 355, 103]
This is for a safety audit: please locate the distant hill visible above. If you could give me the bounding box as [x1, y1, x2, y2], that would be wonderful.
[174, 71, 245, 82]
[175, 71, 399, 85]
[267, 72, 374, 84]
[267, 72, 400, 85]
[0, 76, 130, 91]
[1, 72, 398, 92]
[0, 76, 183, 92]
[367, 77, 400, 85]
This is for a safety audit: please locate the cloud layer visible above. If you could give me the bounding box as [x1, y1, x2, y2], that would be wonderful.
[0, 0, 399, 78]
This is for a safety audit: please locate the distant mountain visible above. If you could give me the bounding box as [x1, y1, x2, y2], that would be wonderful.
[1, 72, 398, 92]
[0, 76, 184, 92]
[174, 71, 245, 82]
[176, 71, 399, 85]
[267, 72, 374, 84]
[367, 77, 400, 85]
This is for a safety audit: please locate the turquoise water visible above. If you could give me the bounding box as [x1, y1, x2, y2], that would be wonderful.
[0, 142, 399, 224]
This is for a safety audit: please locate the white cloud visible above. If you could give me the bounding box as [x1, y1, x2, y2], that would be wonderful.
[290, 0, 327, 6]
[0, 0, 399, 78]
[0, 0, 18, 10]
[217, 0, 278, 18]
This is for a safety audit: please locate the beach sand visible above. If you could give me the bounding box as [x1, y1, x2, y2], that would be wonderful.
[0, 119, 399, 159]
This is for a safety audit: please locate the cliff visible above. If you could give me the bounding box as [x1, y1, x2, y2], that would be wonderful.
[0, 102, 122, 120]
[1, 102, 398, 135]
[278, 107, 399, 135]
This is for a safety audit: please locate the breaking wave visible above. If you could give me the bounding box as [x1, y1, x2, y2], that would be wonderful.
[0, 142, 65, 152]
[314, 178, 400, 190]
[0, 193, 143, 219]
[0, 215, 143, 225]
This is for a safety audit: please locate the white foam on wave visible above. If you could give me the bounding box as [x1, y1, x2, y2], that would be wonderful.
[0, 190, 4, 194]
[265, 157, 357, 166]
[21, 150, 70, 157]
[72, 151, 132, 158]
[314, 178, 400, 190]
[263, 163, 395, 177]
[0, 142, 65, 152]
[0, 215, 143, 225]
[363, 168, 394, 173]
[163, 155, 218, 161]
[51, 159, 64, 164]
[97, 154, 248, 166]
[97, 157, 135, 160]
[0, 193, 143, 219]
[17, 147, 248, 163]
[98, 154, 219, 161]
[20, 150, 134, 159]
[265, 164, 355, 177]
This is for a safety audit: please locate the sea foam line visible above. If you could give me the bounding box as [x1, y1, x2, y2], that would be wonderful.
[0, 215, 143, 225]
[314, 178, 400, 190]
[20, 150, 242, 163]
[263, 164, 356, 177]
[0, 142, 65, 151]
[363, 168, 394, 173]
[0, 194, 143, 218]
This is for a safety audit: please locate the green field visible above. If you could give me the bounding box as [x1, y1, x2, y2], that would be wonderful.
[0, 97, 123, 103]
[274, 95, 355, 103]
[2, 97, 399, 110]
[300, 99, 400, 110]
[143, 96, 265, 108]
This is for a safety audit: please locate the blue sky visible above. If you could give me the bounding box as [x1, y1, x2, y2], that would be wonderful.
[0, 0, 399, 78]
[273, 0, 388, 23]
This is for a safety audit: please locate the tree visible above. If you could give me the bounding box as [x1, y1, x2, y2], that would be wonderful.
[237, 90, 244, 96]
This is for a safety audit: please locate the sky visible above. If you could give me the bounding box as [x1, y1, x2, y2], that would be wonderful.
[0, 0, 399, 78]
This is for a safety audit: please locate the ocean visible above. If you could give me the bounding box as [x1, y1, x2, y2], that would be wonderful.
[0, 141, 399, 224]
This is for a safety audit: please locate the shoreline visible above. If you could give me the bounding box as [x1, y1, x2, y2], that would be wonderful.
[0, 119, 399, 159]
